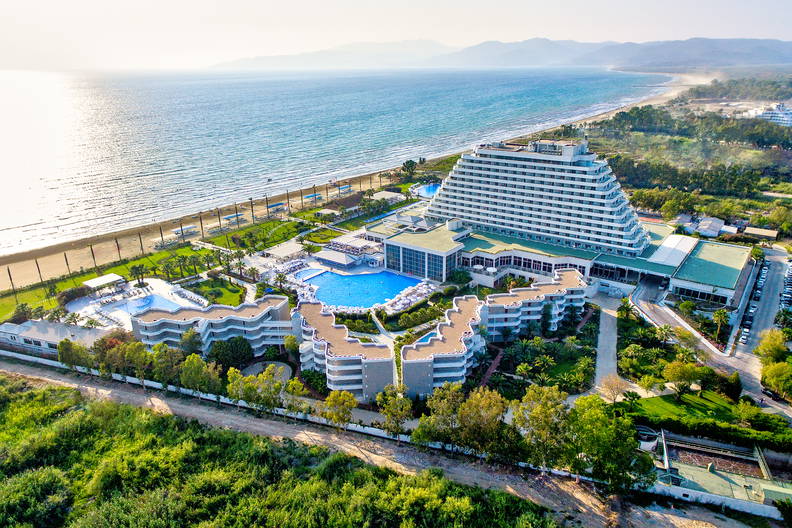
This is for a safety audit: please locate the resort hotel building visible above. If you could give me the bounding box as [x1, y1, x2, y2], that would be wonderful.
[131, 296, 293, 355]
[366, 139, 754, 307]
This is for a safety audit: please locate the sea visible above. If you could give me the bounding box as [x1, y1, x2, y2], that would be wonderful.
[0, 68, 669, 256]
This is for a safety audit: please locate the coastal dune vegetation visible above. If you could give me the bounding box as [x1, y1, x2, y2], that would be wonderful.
[0, 373, 557, 528]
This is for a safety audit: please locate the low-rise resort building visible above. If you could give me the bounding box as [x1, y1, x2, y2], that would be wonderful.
[131, 297, 293, 356]
[124, 138, 754, 401]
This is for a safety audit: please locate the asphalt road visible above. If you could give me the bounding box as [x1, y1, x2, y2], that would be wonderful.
[735, 248, 786, 354]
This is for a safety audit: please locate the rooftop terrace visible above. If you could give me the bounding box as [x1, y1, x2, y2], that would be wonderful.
[135, 296, 287, 323]
[299, 303, 391, 360]
[485, 269, 586, 307]
[673, 240, 752, 290]
[402, 296, 482, 361]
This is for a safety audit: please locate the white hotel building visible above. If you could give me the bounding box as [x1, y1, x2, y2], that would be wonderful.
[367, 139, 752, 307]
[131, 296, 293, 355]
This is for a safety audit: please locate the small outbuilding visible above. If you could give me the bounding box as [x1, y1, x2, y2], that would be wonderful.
[83, 273, 125, 291]
[372, 190, 406, 204]
[744, 226, 779, 240]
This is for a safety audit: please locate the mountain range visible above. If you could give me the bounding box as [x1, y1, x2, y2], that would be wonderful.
[216, 38, 792, 71]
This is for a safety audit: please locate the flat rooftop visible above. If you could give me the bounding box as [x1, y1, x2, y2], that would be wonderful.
[299, 303, 391, 359]
[665, 461, 792, 504]
[402, 296, 482, 361]
[462, 231, 598, 260]
[386, 223, 464, 253]
[135, 296, 287, 323]
[673, 241, 752, 290]
[486, 269, 585, 306]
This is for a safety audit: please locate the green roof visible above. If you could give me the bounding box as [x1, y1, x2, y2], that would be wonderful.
[594, 254, 678, 275]
[387, 224, 463, 253]
[673, 241, 751, 290]
[640, 221, 676, 258]
[462, 232, 598, 260]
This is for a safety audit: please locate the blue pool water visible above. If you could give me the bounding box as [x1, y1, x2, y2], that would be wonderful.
[416, 183, 441, 199]
[293, 268, 323, 280]
[123, 294, 183, 315]
[417, 331, 437, 343]
[304, 270, 421, 308]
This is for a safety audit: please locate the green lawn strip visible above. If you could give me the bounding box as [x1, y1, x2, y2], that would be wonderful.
[185, 277, 244, 306]
[636, 390, 736, 422]
[335, 199, 419, 230]
[421, 154, 461, 174]
[204, 219, 307, 250]
[303, 228, 342, 244]
[0, 245, 212, 321]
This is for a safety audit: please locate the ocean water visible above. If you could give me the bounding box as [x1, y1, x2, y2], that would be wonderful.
[0, 68, 668, 255]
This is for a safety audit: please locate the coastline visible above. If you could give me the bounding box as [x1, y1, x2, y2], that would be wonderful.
[0, 70, 714, 292]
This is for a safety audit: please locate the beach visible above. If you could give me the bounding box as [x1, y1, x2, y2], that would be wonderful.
[0, 70, 714, 292]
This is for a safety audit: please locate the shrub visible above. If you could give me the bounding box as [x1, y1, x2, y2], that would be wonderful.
[301, 370, 328, 396]
[57, 286, 91, 306]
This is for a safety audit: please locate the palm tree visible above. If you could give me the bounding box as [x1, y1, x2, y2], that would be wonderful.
[232, 250, 246, 275]
[161, 261, 176, 280]
[617, 297, 636, 320]
[129, 264, 146, 286]
[655, 324, 673, 345]
[274, 272, 287, 291]
[713, 309, 729, 341]
[188, 254, 202, 275]
[147, 264, 159, 278]
[246, 266, 260, 282]
[175, 255, 189, 277]
[202, 253, 215, 271]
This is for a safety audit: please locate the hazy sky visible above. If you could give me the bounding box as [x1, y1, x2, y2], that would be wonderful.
[2, 0, 791, 70]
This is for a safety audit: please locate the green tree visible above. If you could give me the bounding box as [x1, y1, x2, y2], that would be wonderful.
[105, 345, 128, 382]
[129, 264, 147, 287]
[622, 391, 642, 411]
[179, 328, 203, 356]
[456, 387, 508, 460]
[207, 336, 253, 373]
[180, 353, 208, 393]
[57, 339, 90, 372]
[512, 385, 569, 471]
[376, 383, 412, 442]
[617, 298, 636, 320]
[226, 367, 245, 409]
[678, 300, 696, 316]
[637, 375, 662, 395]
[250, 364, 285, 413]
[733, 400, 759, 426]
[151, 343, 184, 390]
[320, 390, 357, 430]
[663, 361, 702, 399]
[204, 362, 224, 404]
[762, 361, 792, 397]
[124, 342, 151, 389]
[283, 334, 299, 359]
[566, 395, 656, 494]
[712, 309, 729, 341]
[283, 378, 309, 416]
[754, 329, 789, 366]
[274, 272, 287, 291]
[401, 159, 417, 179]
[411, 382, 465, 449]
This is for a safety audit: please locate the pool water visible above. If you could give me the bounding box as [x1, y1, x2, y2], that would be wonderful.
[416, 183, 441, 199]
[416, 331, 437, 343]
[122, 294, 183, 315]
[293, 268, 323, 280]
[304, 270, 421, 308]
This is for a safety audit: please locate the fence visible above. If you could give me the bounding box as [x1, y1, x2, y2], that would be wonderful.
[0, 347, 783, 520]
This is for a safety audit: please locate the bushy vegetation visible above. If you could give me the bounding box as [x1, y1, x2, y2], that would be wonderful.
[676, 77, 792, 102]
[334, 311, 379, 334]
[300, 369, 329, 396]
[755, 327, 792, 401]
[186, 277, 244, 306]
[0, 375, 555, 528]
[206, 219, 310, 251]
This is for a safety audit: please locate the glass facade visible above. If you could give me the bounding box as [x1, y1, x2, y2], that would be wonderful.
[402, 248, 427, 277]
[428, 253, 444, 281]
[385, 244, 401, 272]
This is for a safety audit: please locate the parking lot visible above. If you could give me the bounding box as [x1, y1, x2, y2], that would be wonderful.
[735, 249, 787, 353]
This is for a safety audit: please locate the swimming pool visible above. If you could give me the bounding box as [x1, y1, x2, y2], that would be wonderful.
[293, 268, 323, 280]
[416, 331, 437, 343]
[415, 183, 441, 199]
[121, 294, 183, 315]
[304, 270, 421, 308]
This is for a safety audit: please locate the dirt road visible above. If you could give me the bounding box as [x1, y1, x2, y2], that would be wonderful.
[0, 359, 755, 528]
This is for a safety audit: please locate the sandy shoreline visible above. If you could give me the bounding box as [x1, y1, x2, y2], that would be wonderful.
[0, 70, 715, 292]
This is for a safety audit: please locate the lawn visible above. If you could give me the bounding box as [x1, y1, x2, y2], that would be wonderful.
[335, 199, 418, 230]
[302, 228, 343, 244]
[185, 277, 245, 306]
[0, 244, 212, 321]
[204, 219, 308, 250]
[636, 390, 736, 422]
[290, 205, 329, 222]
[421, 154, 461, 174]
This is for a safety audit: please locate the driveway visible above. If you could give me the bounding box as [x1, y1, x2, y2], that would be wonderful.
[735, 247, 786, 355]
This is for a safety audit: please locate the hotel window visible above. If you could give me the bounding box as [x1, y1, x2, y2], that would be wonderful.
[427, 254, 444, 282]
[402, 248, 427, 278]
[385, 245, 401, 271]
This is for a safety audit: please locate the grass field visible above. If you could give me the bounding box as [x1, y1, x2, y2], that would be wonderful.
[636, 390, 736, 422]
[185, 277, 244, 306]
[204, 219, 307, 250]
[335, 199, 418, 230]
[422, 154, 461, 174]
[302, 228, 343, 244]
[0, 245, 212, 321]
